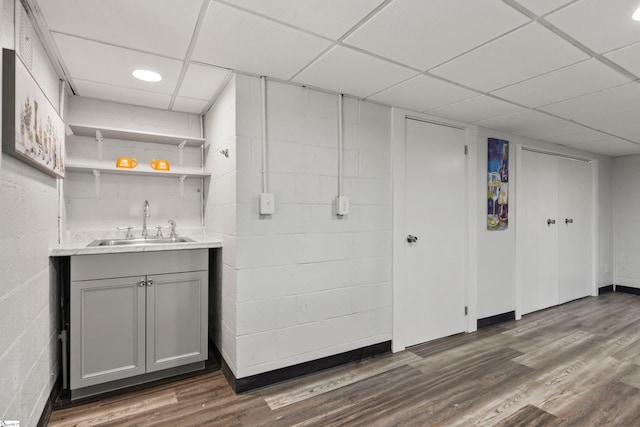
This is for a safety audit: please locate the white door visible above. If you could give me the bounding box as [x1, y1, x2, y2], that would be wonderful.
[519, 150, 559, 315]
[558, 158, 592, 303]
[405, 118, 467, 347]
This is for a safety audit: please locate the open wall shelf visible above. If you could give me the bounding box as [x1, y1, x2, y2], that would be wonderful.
[65, 160, 209, 178]
[68, 124, 205, 147]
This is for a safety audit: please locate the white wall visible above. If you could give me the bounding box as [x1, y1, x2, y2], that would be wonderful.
[0, 1, 60, 424]
[63, 97, 204, 242]
[476, 127, 614, 318]
[204, 76, 238, 373]
[209, 75, 393, 379]
[613, 154, 640, 288]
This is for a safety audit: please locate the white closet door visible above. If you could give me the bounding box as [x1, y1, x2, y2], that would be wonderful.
[519, 150, 559, 315]
[558, 158, 592, 303]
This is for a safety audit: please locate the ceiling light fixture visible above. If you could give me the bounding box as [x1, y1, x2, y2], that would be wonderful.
[132, 69, 162, 82]
[633, 6, 640, 21]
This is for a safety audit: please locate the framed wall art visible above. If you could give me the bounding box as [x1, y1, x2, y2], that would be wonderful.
[2, 48, 65, 178]
[487, 137, 508, 230]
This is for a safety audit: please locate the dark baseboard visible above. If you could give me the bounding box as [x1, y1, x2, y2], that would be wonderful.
[477, 311, 516, 329]
[37, 374, 61, 427]
[598, 284, 614, 295]
[223, 341, 392, 394]
[615, 285, 640, 295]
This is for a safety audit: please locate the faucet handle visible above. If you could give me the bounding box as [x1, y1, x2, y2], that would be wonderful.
[168, 219, 176, 238]
[155, 225, 164, 238]
[117, 226, 134, 239]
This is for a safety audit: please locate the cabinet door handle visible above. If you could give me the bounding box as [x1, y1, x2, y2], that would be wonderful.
[547, 219, 556, 226]
[137, 279, 146, 287]
[565, 218, 573, 224]
[146, 279, 154, 287]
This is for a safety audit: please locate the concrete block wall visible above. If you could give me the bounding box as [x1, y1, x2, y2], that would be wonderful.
[204, 76, 238, 373]
[0, 0, 61, 424]
[230, 76, 392, 378]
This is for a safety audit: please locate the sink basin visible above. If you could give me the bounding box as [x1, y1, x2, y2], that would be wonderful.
[87, 236, 195, 247]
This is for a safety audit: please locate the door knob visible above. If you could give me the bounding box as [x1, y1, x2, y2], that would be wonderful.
[137, 279, 146, 287]
[146, 279, 154, 287]
[407, 235, 418, 243]
[547, 219, 556, 226]
[565, 218, 573, 224]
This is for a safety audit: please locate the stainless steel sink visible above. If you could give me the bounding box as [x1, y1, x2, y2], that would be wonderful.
[87, 236, 195, 247]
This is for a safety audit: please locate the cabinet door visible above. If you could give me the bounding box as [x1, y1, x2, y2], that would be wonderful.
[558, 158, 592, 303]
[70, 277, 146, 389]
[145, 271, 208, 373]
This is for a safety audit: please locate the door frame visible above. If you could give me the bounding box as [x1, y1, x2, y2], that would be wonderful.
[514, 144, 599, 320]
[391, 109, 478, 353]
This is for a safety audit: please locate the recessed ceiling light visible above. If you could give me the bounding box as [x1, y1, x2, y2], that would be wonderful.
[633, 6, 640, 21]
[132, 69, 162, 82]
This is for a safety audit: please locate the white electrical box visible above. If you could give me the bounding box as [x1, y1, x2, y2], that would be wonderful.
[260, 193, 275, 214]
[336, 196, 350, 216]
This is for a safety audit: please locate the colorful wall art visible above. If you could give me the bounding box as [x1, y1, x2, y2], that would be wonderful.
[487, 138, 508, 230]
[2, 48, 65, 178]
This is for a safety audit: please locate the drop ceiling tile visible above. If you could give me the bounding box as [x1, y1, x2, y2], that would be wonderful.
[512, 0, 575, 16]
[344, 0, 529, 71]
[74, 79, 171, 110]
[179, 64, 231, 101]
[173, 97, 210, 114]
[492, 59, 631, 107]
[605, 42, 640, 77]
[293, 46, 418, 98]
[546, 0, 640, 54]
[38, 0, 202, 58]
[517, 118, 588, 140]
[367, 75, 477, 112]
[220, 0, 383, 39]
[476, 110, 586, 140]
[431, 23, 588, 92]
[590, 106, 640, 142]
[540, 83, 640, 124]
[427, 96, 525, 123]
[53, 34, 182, 94]
[541, 129, 615, 145]
[565, 139, 640, 157]
[193, 2, 332, 80]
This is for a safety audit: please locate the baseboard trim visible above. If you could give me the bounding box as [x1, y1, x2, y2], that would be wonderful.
[222, 341, 392, 393]
[598, 284, 614, 295]
[37, 375, 60, 427]
[477, 311, 516, 329]
[614, 285, 640, 295]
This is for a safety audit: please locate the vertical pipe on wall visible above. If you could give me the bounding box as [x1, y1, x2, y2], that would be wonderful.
[261, 76, 268, 193]
[57, 79, 65, 245]
[338, 94, 343, 197]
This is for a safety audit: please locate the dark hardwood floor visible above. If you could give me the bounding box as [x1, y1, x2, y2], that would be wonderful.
[48, 292, 640, 426]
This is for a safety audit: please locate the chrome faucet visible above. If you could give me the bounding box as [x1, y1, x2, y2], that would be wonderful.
[142, 200, 150, 237]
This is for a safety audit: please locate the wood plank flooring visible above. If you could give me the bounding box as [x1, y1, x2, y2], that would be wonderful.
[48, 292, 640, 426]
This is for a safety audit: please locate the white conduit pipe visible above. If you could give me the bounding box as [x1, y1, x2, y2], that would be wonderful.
[338, 93, 343, 197]
[261, 76, 268, 194]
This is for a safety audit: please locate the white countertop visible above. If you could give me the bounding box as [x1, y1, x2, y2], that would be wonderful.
[50, 236, 222, 256]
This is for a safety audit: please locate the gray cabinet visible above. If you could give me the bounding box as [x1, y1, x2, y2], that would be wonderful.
[146, 271, 208, 373]
[70, 250, 208, 393]
[70, 276, 146, 388]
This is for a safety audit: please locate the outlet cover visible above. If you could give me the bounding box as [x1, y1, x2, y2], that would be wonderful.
[336, 196, 350, 216]
[260, 193, 275, 214]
